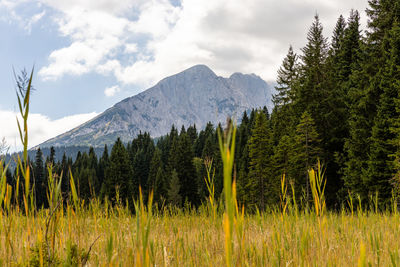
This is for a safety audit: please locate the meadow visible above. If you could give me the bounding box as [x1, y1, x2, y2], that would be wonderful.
[1, 71, 400, 267]
[1, 199, 400, 266]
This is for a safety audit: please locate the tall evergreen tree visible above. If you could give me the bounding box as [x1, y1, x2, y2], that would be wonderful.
[168, 169, 182, 207]
[247, 111, 275, 210]
[102, 138, 133, 203]
[368, 20, 400, 203]
[324, 10, 362, 203]
[177, 132, 198, 205]
[148, 148, 167, 204]
[344, 1, 400, 201]
[273, 45, 298, 107]
[295, 14, 329, 155]
[289, 111, 321, 201]
[34, 148, 45, 207]
[97, 144, 109, 194]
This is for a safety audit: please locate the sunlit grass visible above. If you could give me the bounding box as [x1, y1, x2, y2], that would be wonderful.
[1, 69, 399, 266]
[0, 206, 400, 265]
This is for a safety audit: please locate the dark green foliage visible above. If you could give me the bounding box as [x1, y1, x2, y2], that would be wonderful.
[290, 111, 321, 201]
[168, 169, 182, 207]
[367, 20, 400, 202]
[273, 45, 298, 107]
[247, 111, 275, 210]
[34, 148, 46, 207]
[128, 132, 155, 198]
[343, 1, 400, 203]
[176, 132, 198, 205]
[102, 138, 133, 203]
[148, 148, 167, 204]
[11, 2, 400, 211]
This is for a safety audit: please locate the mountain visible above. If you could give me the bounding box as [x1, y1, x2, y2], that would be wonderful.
[38, 65, 273, 148]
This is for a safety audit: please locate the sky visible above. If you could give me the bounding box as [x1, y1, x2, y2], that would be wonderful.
[0, 0, 369, 152]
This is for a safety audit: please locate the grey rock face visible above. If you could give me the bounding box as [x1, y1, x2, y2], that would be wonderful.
[39, 65, 272, 147]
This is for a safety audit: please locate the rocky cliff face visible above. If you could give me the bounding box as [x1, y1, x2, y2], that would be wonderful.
[39, 65, 272, 147]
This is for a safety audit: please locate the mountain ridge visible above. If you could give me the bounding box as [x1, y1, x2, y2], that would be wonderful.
[37, 64, 273, 148]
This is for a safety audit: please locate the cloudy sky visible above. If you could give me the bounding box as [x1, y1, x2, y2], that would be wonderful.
[0, 0, 368, 152]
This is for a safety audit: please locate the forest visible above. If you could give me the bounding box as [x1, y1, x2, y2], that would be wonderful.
[2, 1, 400, 266]
[6, 1, 399, 212]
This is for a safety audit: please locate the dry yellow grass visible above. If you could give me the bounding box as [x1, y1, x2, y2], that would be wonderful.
[1, 207, 400, 266]
[2, 71, 399, 266]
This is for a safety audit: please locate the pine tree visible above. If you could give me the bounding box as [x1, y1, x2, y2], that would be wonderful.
[154, 167, 167, 205]
[49, 146, 55, 165]
[324, 10, 362, 203]
[273, 45, 298, 107]
[296, 14, 328, 113]
[296, 14, 329, 149]
[97, 144, 109, 194]
[289, 111, 321, 201]
[60, 152, 70, 196]
[34, 148, 45, 208]
[273, 135, 293, 180]
[177, 132, 198, 205]
[344, 1, 400, 200]
[331, 15, 346, 57]
[187, 124, 198, 146]
[390, 20, 400, 190]
[148, 149, 163, 198]
[247, 111, 275, 210]
[129, 132, 155, 198]
[236, 111, 250, 204]
[102, 138, 133, 203]
[168, 169, 182, 207]
[368, 20, 400, 203]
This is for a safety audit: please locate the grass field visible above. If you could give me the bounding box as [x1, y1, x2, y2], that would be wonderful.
[1, 70, 399, 266]
[0, 204, 400, 266]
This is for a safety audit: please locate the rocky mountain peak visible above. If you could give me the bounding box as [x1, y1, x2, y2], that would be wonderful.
[38, 65, 273, 148]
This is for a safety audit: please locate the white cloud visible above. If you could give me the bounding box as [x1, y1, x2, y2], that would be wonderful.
[104, 85, 120, 97]
[35, 0, 369, 85]
[124, 43, 138, 54]
[0, 109, 98, 152]
[0, 0, 46, 30]
[25, 10, 46, 33]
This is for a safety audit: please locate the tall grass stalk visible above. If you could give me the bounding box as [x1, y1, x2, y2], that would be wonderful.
[203, 157, 217, 222]
[308, 160, 326, 216]
[218, 120, 237, 267]
[134, 187, 154, 266]
[15, 67, 34, 215]
[280, 173, 288, 220]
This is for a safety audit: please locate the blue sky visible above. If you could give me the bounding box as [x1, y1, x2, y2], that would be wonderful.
[0, 0, 368, 152]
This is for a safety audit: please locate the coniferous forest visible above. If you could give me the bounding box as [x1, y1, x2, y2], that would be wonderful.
[15, 1, 400, 211]
[3, 1, 400, 266]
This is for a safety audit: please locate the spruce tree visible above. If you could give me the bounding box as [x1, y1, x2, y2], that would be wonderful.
[177, 132, 198, 205]
[154, 167, 167, 205]
[97, 145, 109, 194]
[273, 135, 293, 180]
[102, 138, 133, 203]
[391, 20, 400, 195]
[344, 1, 400, 201]
[148, 149, 163, 196]
[324, 10, 362, 203]
[34, 148, 45, 208]
[247, 111, 275, 210]
[273, 45, 298, 107]
[168, 169, 182, 207]
[296, 14, 329, 153]
[289, 111, 321, 201]
[368, 20, 400, 203]
[60, 152, 70, 196]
